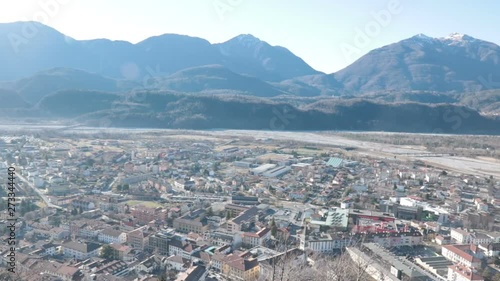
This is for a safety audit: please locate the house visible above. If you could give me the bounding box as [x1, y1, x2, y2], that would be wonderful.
[168, 239, 199, 260]
[175, 265, 208, 281]
[174, 179, 195, 191]
[127, 227, 151, 250]
[30, 242, 59, 257]
[31, 225, 70, 241]
[166, 255, 190, 271]
[43, 265, 82, 281]
[77, 223, 102, 239]
[48, 227, 70, 240]
[131, 206, 168, 225]
[242, 228, 271, 247]
[71, 199, 95, 211]
[62, 241, 102, 260]
[211, 253, 225, 272]
[222, 254, 260, 281]
[435, 235, 451, 245]
[478, 242, 500, 257]
[447, 264, 484, 281]
[39, 242, 58, 257]
[477, 203, 488, 212]
[109, 243, 135, 262]
[98, 227, 127, 244]
[134, 256, 159, 274]
[451, 228, 472, 244]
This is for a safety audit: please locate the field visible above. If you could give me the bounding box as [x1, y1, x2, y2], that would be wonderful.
[126, 200, 163, 208]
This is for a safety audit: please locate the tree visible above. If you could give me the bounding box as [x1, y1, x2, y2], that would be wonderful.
[213, 162, 221, 171]
[226, 211, 232, 220]
[207, 207, 214, 217]
[260, 243, 376, 281]
[270, 218, 277, 237]
[158, 273, 168, 281]
[482, 268, 493, 280]
[49, 215, 61, 227]
[100, 245, 115, 260]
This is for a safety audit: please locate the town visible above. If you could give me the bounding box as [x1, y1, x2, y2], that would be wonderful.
[0, 128, 499, 281]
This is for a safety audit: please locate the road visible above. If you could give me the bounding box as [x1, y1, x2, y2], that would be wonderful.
[16, 173, 64, 210]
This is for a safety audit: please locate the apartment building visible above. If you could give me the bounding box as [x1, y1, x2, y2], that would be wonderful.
[62, 241, 102, 260]
[98, 227, 127, 244]
[221, 253, 260, 281]
[441, 245, 483, 268]
[242, 228, 271, 248]
[173, 209, 209, 234]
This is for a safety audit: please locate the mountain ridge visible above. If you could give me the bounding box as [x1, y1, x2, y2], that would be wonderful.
[0, 21, 319, 82]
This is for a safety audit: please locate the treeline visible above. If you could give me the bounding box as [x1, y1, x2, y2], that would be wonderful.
[27, 90, 500, 134]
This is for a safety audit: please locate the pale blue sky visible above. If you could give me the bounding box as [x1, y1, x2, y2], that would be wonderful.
[1, 0, 498, 73]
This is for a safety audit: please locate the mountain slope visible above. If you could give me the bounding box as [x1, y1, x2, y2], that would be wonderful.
[0, 22, 93, 81]
[11, 68, 119, 104]
[157, 65, 289, 97]
[333, 33, 500, 93]
[0, 89, 29, 108]
[215, 34, 320, 81]
[277, 74, 343, 96]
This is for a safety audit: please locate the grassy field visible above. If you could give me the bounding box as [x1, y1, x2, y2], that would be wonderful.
[126, 200, 163, 208]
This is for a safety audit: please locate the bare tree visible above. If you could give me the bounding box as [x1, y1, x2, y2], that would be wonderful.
[260, 244, 376, 281]
[314, 248, 374, 281]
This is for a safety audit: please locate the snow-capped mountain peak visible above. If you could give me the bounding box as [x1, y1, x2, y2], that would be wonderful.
[438, 33, 478, 46]
[445, 32, 466, 40]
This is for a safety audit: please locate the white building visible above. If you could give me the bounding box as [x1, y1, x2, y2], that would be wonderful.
[372, 232, 423, 248]
[450, 228, 471, 244]
[450, 228, 494, 245]
[98, 228, 127, 244]
[299, 232, 353, 253]
[63, 241, 101, 260]
[441, 245, 482, 269]
[242, 228, 271, 247]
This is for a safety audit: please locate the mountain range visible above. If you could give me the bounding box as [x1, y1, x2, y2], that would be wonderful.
[1, 22, 499, 133]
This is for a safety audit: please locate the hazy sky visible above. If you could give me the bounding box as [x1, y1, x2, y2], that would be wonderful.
[1, 0, 498, 73]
